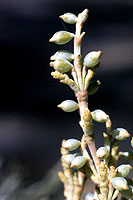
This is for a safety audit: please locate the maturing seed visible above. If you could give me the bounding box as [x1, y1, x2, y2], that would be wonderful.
[63, 139, 81, 151]
[71, 156, 86, 169]
[60, 13, 78, 24]
[50, 50, 74, 61]
[64, 154, 75, 165]
[117, 164, 132, 177]
[110, 128, 130, 140]
[83, 51, 102, 68]
[91, 109, 108, 123]
[111, 177, 128, 191]
[49, 31, 74, 45]
[96, 147, 109, 159]
[50, 59, 73, 73]
[58, 100, 79, 112]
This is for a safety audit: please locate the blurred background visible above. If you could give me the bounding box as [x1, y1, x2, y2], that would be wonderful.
[0, 0, 132, 199]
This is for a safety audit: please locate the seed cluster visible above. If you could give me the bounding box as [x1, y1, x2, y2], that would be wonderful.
[49, 9, 133, 200]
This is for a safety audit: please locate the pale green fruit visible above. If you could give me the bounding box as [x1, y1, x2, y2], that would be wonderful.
[91, 109, 108, 123]
[83, 192, 94, 200]
[50, 50, 74, 61]
[110, 128, 130, 140]
[60, 13, 78, 24]
[50, 59, 73, 73]
[120, 185, 133, 199]
[49, 31, 74, 45]
[58, 100, 79, 112]
[83, 51, 102, 68]
[71, 156, 86, 169]
[117, 164, 132, 177]
[96, 147, 109, 159]
[111, 177, 128, 191]
[64, 139, 81, 151]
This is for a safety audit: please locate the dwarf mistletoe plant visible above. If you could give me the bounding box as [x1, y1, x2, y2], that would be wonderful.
[49, 9, 133, 200]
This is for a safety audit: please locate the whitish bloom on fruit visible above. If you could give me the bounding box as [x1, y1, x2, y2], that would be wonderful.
[111, 177, 128, 191]
[83, 192, 94, 200]
[50, 50, 74, 61]
[110, 128, 130, 140]
[120, 185, 133, 199]
[78, 9, 89, 23]
[49, 31, 74, 45]
[83, 51, 102, 68]
[58, 100, 79, 112]
[50, 59, 73, 73]
[96, 147, 109, 159]
[117, 164, 132, 177]
[60, 13, 78, 24]
[71, 156, 86, 169]
[91, 109, 108, 123]
[63, 139, 81, 151]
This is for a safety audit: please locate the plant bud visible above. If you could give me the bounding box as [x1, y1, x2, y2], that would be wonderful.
[78, 9, 89, 23]
[63, 139, 81, 151]
[111, 177, 128, 191]
[83, 192, 94, 200]
[110, 128, 130, 140]
[96, 147, 109, 159]
[64, 154, 75, 165]
[83, 51, 102, 68]
[71, 156, 86, 169]
[58, 100, 79, 112]
[88, 80, 101, 95]
[50, 59, 73, 73]
[50, 50, 74, 61]
[49, 31, 74, 45]
[91, 109, 108, 123]
[120, 185, 133, 199]
[117, 164, 132, 177]
[60, 13, 78, 24]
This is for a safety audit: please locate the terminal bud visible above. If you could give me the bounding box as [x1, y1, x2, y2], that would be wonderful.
[60, 13, 78, 24]
[50, 50, 74, 61]
[63, 139, 81, 151]
[91, 109, 108, 123]
[58, 100, 79, 112]
[83, 51, 102, 68]
[50, 59, 73, 73]
[78, 9, 89, 23]
[110, 128, 130, 140]
[111, 177, 128, 191]
[49, 31, 74, 45]
[71, 156, 86, 169]
[117, 164, 132, 177]
[96, 147, 109, 159]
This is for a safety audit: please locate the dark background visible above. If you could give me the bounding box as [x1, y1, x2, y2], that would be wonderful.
[0, 0, 132, 184]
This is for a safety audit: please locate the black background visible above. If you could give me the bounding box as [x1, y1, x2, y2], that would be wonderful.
[0, 0, 132, 183]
